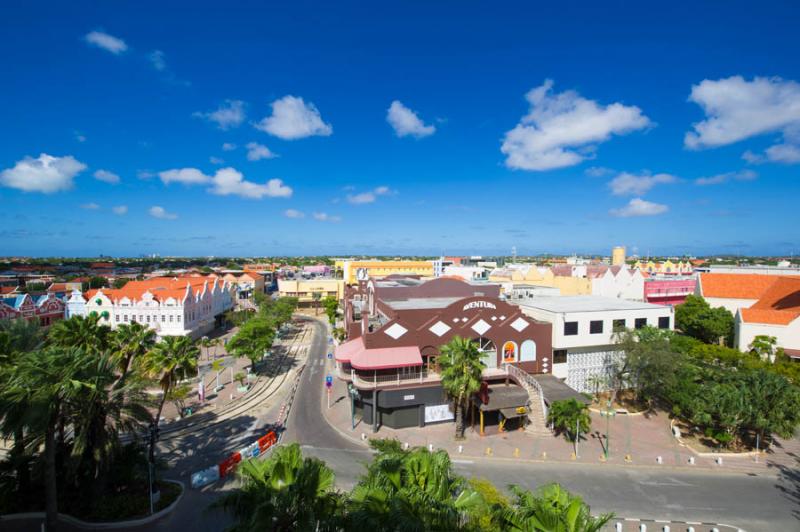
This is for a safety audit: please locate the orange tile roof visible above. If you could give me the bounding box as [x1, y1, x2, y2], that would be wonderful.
[699, 273, 794, 299]
[86, 275, 223, 303]
[741, 277, 800, 325]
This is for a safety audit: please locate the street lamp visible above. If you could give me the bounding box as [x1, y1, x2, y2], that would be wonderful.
[603, 400, 616, 460]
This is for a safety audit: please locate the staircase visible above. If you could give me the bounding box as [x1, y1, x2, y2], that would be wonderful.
[502, 364, 552, 437]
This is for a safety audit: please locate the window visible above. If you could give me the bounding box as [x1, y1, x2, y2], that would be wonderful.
[177, 315, 181, 322]
[635, 318, 647, 329]
[169, 315, 174, 323]
[658, 316, 670, 329]
[162, 315, 166, 322]
[564, 321, 578, 336]
[124, 314, 129, 322]
[612, 319, 626, 331]
[553, 349, 568, 364]
[590, 320, 603, 334]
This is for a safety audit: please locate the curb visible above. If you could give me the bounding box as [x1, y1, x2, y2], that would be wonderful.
[0, 479, 184, 529]
[670, 419, 762, 458]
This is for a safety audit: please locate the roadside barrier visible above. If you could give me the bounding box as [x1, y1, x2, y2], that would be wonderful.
[191, 430, 277, 488]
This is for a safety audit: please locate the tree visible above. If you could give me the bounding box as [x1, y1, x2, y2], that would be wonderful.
[675, 295, 735, 346]
[749, 335, 778, 362]
[112, 278, 130, 289]
[109, 322, 156, 384]
[227, 317, 276, 368]
[2, 347, 89, 531]
[138, 336, 198, 462]
[546, 399, 591, 456]
[500, 483, 613, 532]
[312, 292, 321, 315]
[322, 296, 338, 326]
[438, 336, 485, 439]
[613, 326, 684, 407]
[48, 313, 112, 354]
[214, 443, 341, 532]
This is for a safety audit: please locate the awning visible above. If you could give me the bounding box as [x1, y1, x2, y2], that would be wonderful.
[500, 406, 529, 419]
[531, 374, 590, 405]
[335, 336, 423, 370]
[334, 336, 364, 363]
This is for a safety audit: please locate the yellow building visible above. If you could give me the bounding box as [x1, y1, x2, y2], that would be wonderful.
[632, 260, 693, 275]
[337, 260, 435, 284]
[277, 279, 345, 307]
[488, 265, 593, 296]
[612, 246, 626, 266]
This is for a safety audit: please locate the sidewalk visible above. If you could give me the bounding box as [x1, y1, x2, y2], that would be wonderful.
[321, 362, 800, 475]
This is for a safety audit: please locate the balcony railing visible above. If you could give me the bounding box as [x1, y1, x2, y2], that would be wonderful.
[350, 369, 442, 389]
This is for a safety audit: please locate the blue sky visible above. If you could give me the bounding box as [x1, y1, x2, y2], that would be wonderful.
[1, 1, 799, 257]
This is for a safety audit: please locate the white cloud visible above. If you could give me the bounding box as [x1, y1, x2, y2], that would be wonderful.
[284, 209, 305, 218]
[222, 143, 237, 151]
[210, 156, 224, 165]
[585, 166, 613, 177]
[501, 79, 651, 171]
[347, 192, 376, 204]
[208, 168, 292, 199]
[246, 142, 277, 161]
[374, 186, 393, 195]
[0, 153, 87, 193]
[112, 205, 128, 215]
[93, 169, 120, 184]
[313, 212, 341, 222]
[159, 167, 211, 185]
[387, 100, 435, 138]
[148, 50, 166, 71]
[685, 76, 800, 164]
[149, 206, 177, 220]
[80, 202, 100, 210]
[137, 170, 156, 180]
[84, 31, 128, 55]
[608, 172, 677, 196]
[193, 100, 246, 130]
[255, 95, 332, 140]
[695, 169, 758, 186]
[610, 198, 668, 218]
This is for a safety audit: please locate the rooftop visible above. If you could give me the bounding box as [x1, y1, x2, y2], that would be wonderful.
[383, 296, 464, 310]
[516, 295, 667, 313]
[699, 273, 792, 299]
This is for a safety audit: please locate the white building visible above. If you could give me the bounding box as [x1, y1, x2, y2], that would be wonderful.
[590, 266, 645, 301]
[695, 273, 783, 315]
[69, 275, 234, 338]
[735, 277, 800, 357]
[442, 265, 489, 282]
[515, 296, 674, 393]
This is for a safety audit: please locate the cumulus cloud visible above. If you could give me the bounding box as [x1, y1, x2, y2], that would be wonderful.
[209, 156, 224, 165]
[284, 209, 305, 218]
[80, 202, 100, 210]
[0, 153, 87, 193]
[685, 76, 800, 163]
[255, 95, 332, 140]
[112, 205, 128, 215]
[208, 168, 292, 199]
[610, 198, 668, 217]
[93, 169, 120, 184]
[222, 143, 237, 151]
[84, 31, 128, 55]
[695, 169, 758, 186]
[501, 80, 651, 171]
[149, 206, 177, 220]
[148, 50, 166, 71]
[193, 100, 246, 130]
[246, 142, 277, 161]
[159, 168, 210, 185]
[387, 100, 436, 138]
[346, 185, 394, 205]
[158, 166, 291, 199]
[313, 212, 341, 222]
[608, 172, 677, 196]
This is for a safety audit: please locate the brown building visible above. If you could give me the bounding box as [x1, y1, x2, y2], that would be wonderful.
[336, 276, 559, 434]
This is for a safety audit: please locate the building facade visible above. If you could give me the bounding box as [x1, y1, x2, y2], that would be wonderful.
[277, 278, 345, 307]
[337, 260, 435, 285]
[0, 293, 66, 326]
[69, 275, 234, 338]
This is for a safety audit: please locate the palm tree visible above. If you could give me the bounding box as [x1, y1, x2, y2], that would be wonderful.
[347, 443, 483, 531]
[547, 399, 591, 457]
[438, 336, 486, 439]
[214, 443, 341, 531]
[0, 319, 44, 499]
[500, 483, 613, 532]
[48, 313, 112, 353]
[138, 335, 198, 462]
[2, 346, 89, 531]
[110, 322, 156, 384]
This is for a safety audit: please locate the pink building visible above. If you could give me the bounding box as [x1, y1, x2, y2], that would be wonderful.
[644, 277, 696, 306]
[303, 264, 331, 276]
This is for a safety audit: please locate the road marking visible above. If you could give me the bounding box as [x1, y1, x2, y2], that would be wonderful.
[452, 459, 474, 464]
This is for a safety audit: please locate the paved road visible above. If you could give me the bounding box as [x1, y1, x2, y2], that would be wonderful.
[288, 318, 800, 532]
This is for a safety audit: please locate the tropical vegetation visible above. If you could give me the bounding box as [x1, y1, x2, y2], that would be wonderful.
[438, 336, 486, 439]
[546, 399, 591, 456]
[217, 439, 613, 531]
[227, 296, 298, 368]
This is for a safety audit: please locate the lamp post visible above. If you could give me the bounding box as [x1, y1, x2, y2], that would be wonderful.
[604, 400, 616, 460]
[147, 422, 160, 515]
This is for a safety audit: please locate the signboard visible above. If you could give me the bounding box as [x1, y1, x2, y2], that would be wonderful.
[425, 404, 455, 423]
[462, 300, 497, 311]
[325, 381, 332, 389]
[403, 394, 415, 401]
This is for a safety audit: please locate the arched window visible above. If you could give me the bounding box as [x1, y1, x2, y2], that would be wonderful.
[520, 340, 536, 362]
[502, 341, 518, 363]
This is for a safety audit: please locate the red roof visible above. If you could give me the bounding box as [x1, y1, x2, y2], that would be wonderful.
[335, 336, 423, 370]
[740, 277, 800, 325]
[85, 275, 222, 303]
[699, 273, 795, 299]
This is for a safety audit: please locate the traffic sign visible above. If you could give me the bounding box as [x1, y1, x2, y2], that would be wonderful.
[327, 353, 333, 359]
[325, 375, 333, 384]
[325, 381, 332, 389]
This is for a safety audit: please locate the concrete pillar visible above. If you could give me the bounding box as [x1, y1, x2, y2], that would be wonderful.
[372, 390, 379, 433]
